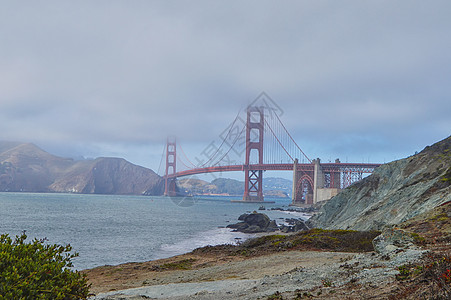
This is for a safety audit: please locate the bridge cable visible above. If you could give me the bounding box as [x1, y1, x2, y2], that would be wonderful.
[208, 123, 246, 167]
[264, 118, 295, 162]
[198, 109, 243, 168]
[157, 144, 166, 176]
[274, 113, 311, 163]
[176, 155, 193, 171]
[178, 143, 197, 168]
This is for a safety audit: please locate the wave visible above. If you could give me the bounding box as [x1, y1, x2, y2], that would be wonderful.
[154, 227, 252, 260]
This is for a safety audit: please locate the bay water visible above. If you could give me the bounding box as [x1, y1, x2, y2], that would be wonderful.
[0, 193, 307, 270]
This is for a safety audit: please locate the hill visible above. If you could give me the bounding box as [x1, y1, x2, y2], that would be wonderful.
[0, 142, 163, 195]
[309, 135, 451, 230]
[178, 177, 290, 197]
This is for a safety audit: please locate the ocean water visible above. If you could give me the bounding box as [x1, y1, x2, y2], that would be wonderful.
[0, 193, 308, 270]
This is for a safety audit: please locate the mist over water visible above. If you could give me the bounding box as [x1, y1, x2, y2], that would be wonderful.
[0, 193, 299, 270]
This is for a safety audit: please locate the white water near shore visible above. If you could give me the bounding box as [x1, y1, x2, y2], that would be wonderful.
[0, 193, 304, 270]
[155, 227, 253, 259]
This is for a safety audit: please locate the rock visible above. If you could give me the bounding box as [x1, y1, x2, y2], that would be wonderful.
[226, 222, 249, 231]
[279, 219, 309, 233]
[238, 213, 249, 221]
[242, 225, 264, 233]
[266, 220, 279, 232]
[280, 225, 293, 233]
[372, 228, 416, 255]
[294, 220, 309, 232]
[228, 213, 277, 233]
[244, 213, 270, 228]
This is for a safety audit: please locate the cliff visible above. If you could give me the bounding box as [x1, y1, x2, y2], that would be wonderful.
[0, 142, 164, 195]
[309, 136, 451, 231]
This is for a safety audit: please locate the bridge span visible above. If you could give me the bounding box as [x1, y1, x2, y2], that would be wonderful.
[163, 104, 381, 205]
[166, 160, 380, 205]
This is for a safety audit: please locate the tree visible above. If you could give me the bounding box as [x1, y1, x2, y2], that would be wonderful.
[0, 232, 90, 299]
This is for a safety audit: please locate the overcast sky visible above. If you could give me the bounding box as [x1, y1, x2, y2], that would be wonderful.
[1, 1, 450, 177]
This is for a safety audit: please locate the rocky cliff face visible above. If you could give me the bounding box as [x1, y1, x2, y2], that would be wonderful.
[0, 142, 164, 195]
[309, 136, 451, 231]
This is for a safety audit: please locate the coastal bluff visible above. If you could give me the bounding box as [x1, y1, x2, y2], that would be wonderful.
[309, 135, 451, 231]
[0, 142, 164, 195]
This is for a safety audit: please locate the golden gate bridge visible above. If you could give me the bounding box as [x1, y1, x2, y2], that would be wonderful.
[161, 104, 380, 205]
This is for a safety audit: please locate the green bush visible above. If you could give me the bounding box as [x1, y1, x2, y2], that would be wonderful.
[0, 232, 90, 299]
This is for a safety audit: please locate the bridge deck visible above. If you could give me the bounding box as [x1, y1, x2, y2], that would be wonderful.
[166, 163, 381, 178]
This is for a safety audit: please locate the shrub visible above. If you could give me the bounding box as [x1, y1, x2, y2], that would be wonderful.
[152, 258, 196, 271]
[0, 232, 90, 299]
[393, 253, 451, 299]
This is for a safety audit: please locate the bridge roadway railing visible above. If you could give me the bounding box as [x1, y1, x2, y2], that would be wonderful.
[165, 162, 381, 179]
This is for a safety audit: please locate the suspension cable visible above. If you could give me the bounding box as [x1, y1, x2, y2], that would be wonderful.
[198, 109, 242, 168]
[274, 113, 311, 163]
[178, 143, 197, 168]
[157, 144, 166, 176]
[176, 156, 192, 170]
[264, 118, 295, 162]
[209, 123, 246, 166]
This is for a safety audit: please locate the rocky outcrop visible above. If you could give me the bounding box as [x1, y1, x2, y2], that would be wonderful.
[280, 218, 310, 233]
[372, 228, 417, 256]
[0, 142, 164, 195]
[228, 213, 310, 233]
[309, 136, 451, 231]
[227, 212, 279, 233]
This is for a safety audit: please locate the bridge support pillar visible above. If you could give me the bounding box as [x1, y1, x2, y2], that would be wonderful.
[164, 137, 177, 197]
[291, 159, 314, 206]
[292, 158, 299, 203]
[312, 158, 341, 204]
[313, 158, 324, 204]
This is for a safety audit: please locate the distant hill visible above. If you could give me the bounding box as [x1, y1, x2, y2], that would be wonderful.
[178, 178, 218, 195]
[263, 177, 292, 196]
[178, 176, 291, 198]
[309, 136, 451, 231]
[212, 178, 244, 195]
[0, 142, 163, 195]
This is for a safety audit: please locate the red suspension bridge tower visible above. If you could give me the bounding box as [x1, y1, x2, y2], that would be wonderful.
[164, 136, 177, 196]
[242, 106, 266, 202]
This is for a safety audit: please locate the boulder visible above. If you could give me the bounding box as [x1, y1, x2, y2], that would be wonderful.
[266, 220, 279, 232]
[238, 213, 249, 221]
[228, 213, 277, 233]
[372, 228, 416, 255]
[294, 220, 309, 232]
[242, 225, 264, 233]
[280, 219, 309, 233]
[280, 225, 293, 233]
[226, 222, 249, 231]
[244, 213, 271, 228]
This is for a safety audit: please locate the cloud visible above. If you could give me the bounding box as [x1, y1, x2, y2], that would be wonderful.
[0, 1, 450, 170]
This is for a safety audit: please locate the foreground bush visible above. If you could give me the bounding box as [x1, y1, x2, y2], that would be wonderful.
[0, 232, 90, 299]
[393, 252, 451, 299]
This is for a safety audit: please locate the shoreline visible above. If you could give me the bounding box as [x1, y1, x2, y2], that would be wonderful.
[83, 225, 439, 300]
[84, 235, 429, 300]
